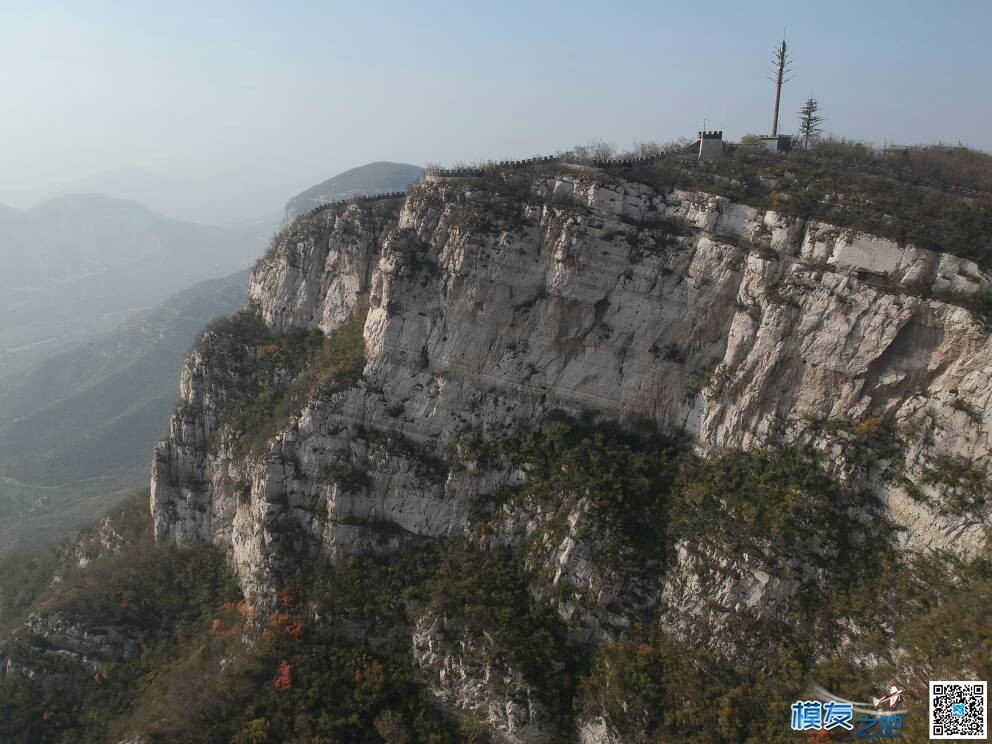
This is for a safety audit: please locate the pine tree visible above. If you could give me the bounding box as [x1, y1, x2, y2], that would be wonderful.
[798, 96, 824, 150]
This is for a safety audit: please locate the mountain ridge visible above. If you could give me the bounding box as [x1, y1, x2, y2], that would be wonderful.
[2, 151, 990, 742]
[147, 157, 990, 738]
[0, 192, 263, 383]
[282, 161, 424, 223]
[0, 271, 248, 554]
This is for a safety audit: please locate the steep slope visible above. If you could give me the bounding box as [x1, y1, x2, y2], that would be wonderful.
[283, 161, 425, 223]
[0, 194, 264, 381]
[0, 493, 509, 743]
[156, 168, 991, 588]
[0, 271, 248, 554]
[144, 164, 991, 739]
[1, 160, 990, 743]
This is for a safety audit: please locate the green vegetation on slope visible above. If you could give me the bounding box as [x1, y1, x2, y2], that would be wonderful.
[619, 140, 992, 269]
[574, 550, 992, 743]
[1, 415, 989, 743]
[0, 271, 248, 556]
[192, 306, 366, 454]
[0, 496, 462, 744]
[0, 493, 242, 742]
[457, 412, 678, 588]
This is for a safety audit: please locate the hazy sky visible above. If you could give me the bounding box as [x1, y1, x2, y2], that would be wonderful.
[1, 0, 989, 224]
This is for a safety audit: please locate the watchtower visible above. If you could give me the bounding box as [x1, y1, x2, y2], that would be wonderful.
[697, 130, 724, 161]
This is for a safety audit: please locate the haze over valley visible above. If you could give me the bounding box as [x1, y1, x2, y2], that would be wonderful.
[1, 3, 990, 742]
[0, 194, 268, 380]
[0, 161, 429, 552]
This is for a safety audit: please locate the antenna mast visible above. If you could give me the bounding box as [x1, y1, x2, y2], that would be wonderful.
[769, 38, 793, 137]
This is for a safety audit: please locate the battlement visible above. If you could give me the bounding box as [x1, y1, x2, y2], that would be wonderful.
[297, 191, 408, 221]
[425, 152, 672, 179]
[697, 131, 724, 161]
[426, 155, 559, 178]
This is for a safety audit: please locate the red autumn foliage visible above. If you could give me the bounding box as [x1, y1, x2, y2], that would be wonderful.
[273, 660, 292, 691]
[277, 586, 295, 608]
[208, 601, 253, 640]
[257, 343, 280, 357]
[268, 611, 290, 630]
[219, 600, 252, 619]
[808, 729, 831, 743]
[284, 619, 305, 640]
[267, 611, 305, 640]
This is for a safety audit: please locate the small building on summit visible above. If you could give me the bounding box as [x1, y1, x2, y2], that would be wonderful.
[697, 130, 724, 160]
[757, 134, 793, 152]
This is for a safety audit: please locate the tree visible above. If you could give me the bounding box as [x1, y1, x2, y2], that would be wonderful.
[273, 660, 292, 691]
[798, 96, 824, 150]
[565, 139, 617, 163]
[587, 139, 616, 162]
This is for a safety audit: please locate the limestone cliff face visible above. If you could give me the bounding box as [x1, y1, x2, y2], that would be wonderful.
[413, 615, 550, 743]
[151, 169, 992, 606]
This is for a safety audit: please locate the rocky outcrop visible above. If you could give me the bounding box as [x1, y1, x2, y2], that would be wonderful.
[413, 615, 550, 742]
[0, 611, 136, 684]
[152, 169, 992, 604]
[251, 201, 390, 333]
[65, 514, 126, 571]
[494, 492, 662, 645]
[577, 718, 625, 744]
[26, 612, 137, 666]
[658, 540, 805, 655]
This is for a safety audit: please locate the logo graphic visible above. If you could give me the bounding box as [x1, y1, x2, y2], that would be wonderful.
[790, 700, 854, 731]
[873, 684, 906, 709]
[793, 683, 907, 738]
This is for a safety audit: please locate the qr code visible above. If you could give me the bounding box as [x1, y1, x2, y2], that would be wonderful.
[930, 680, 987, 739]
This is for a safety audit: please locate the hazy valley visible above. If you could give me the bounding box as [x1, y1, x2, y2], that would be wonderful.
[1, 142, 990, 742]
[2, 5, 990, 742]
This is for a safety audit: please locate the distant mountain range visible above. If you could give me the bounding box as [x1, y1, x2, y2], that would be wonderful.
[0, 270, 248, 554]
[283, 161, 423, 223]
[0, 161, 419, 553]
[53, 164, 284, 226]
[0, 193, 266, 381]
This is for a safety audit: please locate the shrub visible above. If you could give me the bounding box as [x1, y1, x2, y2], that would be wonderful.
[319, 462, 370, 493]
[920, 454, 990, 518]
[621, 143, 992, 267]
[418, 537, 576, 726]
[272, 660, 292, 691]
[198, 308, 367, 455]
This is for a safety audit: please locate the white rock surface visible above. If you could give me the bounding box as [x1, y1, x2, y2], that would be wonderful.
[412, 614, 550, 743]
[152, 172, 992, 602]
